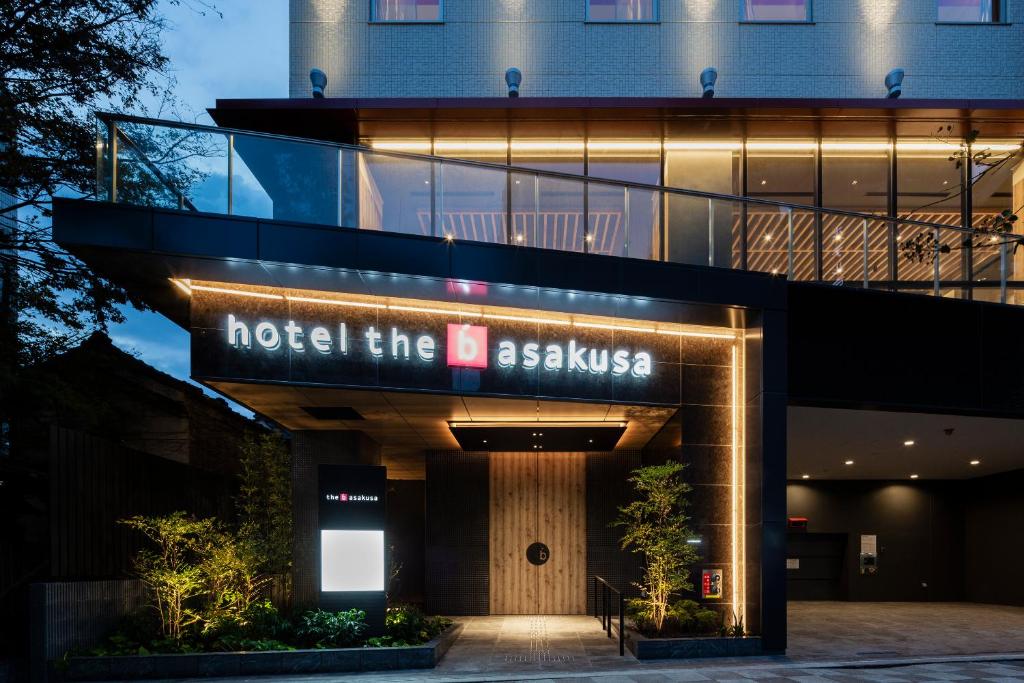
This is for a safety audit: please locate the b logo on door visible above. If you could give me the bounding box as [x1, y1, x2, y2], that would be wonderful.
[526, 542, 550, 566]
[446, 324, 488, 368]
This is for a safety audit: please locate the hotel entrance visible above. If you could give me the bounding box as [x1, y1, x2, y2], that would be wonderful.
[489, 452, 586, 615]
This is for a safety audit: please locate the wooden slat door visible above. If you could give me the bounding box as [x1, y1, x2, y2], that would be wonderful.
[489, 452, 586, 614]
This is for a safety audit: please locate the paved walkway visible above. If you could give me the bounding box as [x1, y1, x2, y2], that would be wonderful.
[788, 602, 1024, 659]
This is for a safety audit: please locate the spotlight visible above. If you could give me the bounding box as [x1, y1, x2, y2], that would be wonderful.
[700, 67, 718, 98]
[505, 67, 522, 98]
[885, 68, 904, 99]
[310, 68, 327, 98]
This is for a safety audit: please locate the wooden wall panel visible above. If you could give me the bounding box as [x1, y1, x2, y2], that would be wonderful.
[489, 452, 586, 615]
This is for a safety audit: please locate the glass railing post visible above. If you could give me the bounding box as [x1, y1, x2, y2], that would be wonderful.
[708, 198, 715, 267]
[933, 227, 941, 297]
[431, 160, 439, 238]
[862, 218, 870, 289]
[787, 208, 795, 280]
[108, 119, 118, 204]
[533, 173, 540, 247]
[227, 134, 234, 215]
[1000, 238, 1008, 304]
[623, 186, 631, 258]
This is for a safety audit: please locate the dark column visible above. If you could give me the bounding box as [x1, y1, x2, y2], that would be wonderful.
[291, 430, 380, 609]
[749, 305, 788, 653]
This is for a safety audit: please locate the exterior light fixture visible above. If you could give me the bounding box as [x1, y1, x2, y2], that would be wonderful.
[885, 68, 904, 99]
[700, 67, 718, 98]
[801, 474, 810, 479]
[910, 474, 919, 479]
[844, 460, 854, 466]
[310, 68, 327, 98]
[970, 459, 980, 466]
[505, 67, 522, 98]
[444, 234, 454, 243]
[903, 440, 915, 446]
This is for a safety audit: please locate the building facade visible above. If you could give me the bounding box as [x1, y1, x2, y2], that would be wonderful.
[291, 0, 1024, 99]
[47, 0, 1024, 661]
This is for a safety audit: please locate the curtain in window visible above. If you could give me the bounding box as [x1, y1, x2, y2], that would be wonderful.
[375, 0, 440, 21]
[589, 0, 656, 21]
[937, 0, 994, 22]
[744, 0, 809, 21]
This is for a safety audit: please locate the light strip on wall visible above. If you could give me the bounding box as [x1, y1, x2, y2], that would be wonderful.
[664, 141, 743, 151]
[170, 278, 192, 296]
[481, 313, 573, 326]
[575, 321, 657, 333]
[178, 281, 744, 339]
[369, 140, 433, 152]
[286, 295, 385, 309]
[189, 284, 285, 300]
[433, 141, 509, 153]
[388, 304, 481, 316]
[656, 329, 737, 340]
[731, 342, 741, 628]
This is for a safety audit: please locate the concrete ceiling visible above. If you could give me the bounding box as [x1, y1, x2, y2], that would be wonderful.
[788, 406, 1024, 481]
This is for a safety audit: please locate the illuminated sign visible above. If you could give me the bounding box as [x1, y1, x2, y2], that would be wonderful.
[191, 294, 688, 405]
[223, 315, 653, 378]
[702, 569, 723, 600]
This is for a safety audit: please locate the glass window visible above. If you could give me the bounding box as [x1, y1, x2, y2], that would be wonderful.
[742, 0, 811, 21]
[937, 0, 999, 22]
[587, 0, 657, 21]
[372, 0, 441, 22]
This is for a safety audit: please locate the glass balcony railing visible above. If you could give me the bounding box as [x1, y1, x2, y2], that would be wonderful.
[95, 113, 1024, 305]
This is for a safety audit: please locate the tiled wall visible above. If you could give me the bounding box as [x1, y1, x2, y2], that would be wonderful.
[290, 0, 1024, 99]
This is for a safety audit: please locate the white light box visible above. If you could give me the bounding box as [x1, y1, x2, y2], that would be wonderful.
[320, 529, 385, 592]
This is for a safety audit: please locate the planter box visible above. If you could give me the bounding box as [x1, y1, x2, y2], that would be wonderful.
[60, 622, 462, 681]
[624, 627, 762, 660]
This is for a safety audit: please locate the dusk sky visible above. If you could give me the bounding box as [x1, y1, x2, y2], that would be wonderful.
[107, 1, 287, 412]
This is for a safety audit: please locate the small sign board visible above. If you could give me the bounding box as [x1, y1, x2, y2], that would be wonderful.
[702, 568, 723, 599]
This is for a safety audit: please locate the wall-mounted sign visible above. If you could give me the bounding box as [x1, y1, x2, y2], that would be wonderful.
[190, 291, 686, 405]
[702, 568, 723, 599]
[526, 542, 550, 566]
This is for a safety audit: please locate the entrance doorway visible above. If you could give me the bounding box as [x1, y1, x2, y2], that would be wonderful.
[489, 452, 586, 614]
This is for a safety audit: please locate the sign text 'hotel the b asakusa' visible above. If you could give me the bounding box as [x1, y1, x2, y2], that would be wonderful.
[224, 315, 654, 377]
[190, 296, 685, 405]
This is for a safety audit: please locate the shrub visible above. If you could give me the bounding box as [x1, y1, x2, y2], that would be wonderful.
[612, 461, 700, 634]
[295, 609, 367, 648]
[119, 513, 218, 640]
[380, 605, 452, 646]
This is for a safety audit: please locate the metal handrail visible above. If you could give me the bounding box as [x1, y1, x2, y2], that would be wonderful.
[593, 576, 625, 656]
[93, 111, 1016, 240]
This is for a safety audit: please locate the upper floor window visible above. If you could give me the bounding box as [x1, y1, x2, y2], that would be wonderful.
[372, 0, 441, 22]
[742, 0, 811, 21]
[587, 0, 658, 21]
[937, 0, 1001, 22]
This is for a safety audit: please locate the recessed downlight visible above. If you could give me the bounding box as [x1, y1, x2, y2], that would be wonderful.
[903, 440, 915, 447]
[801, 474, 810, 479]
[970, 459, 980, 466]
[844, 460, 854, 466]
[910, 474, 919, 479]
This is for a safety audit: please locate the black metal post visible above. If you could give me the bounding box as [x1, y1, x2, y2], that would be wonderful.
[618, 592, 624, 656]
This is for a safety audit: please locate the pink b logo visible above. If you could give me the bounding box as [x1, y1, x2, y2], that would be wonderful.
[447, 324, 488, 369]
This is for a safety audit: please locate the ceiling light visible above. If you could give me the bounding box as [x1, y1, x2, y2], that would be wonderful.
[801, 474, 810, 479]
[903, 440, 915, 447]
[970, 459, 980, 466]
[760, 179, 767, 185]
[851, 179, 859, 185]
[764, 234, 773, 241]
[844, 460, 854, 466]
[910, 474, 919, 479]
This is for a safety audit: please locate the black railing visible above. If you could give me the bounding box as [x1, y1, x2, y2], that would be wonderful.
[593, 576, 625, 656]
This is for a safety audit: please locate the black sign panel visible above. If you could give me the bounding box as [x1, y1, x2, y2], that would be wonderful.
[190, 292, 684, 405]
[318, 464, 386, 530]
[526, 542, 550, 566]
